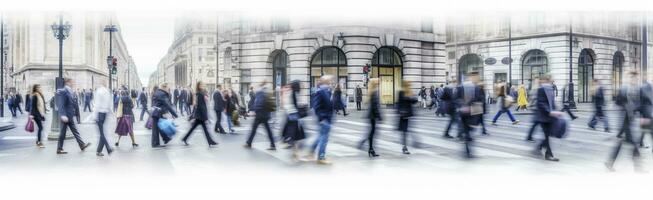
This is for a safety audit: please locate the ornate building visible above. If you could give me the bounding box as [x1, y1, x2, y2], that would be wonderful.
[3, 11, 142, 100]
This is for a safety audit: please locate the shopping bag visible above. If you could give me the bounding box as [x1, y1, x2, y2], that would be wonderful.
[157, 118, 177, 137]
[145, 117, 153, 129]
[25, 119, 35, 133]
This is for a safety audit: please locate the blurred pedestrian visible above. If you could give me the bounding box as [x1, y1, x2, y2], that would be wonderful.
[83, 89, 93, 112]
[7, 92, 16, 117]
[442, 79, 459, 138]
[359, 78, 382, 157]
[223, 89, 236, 133]
[435, 84, 446, 117]
[532, 74, 561, 161]
[55, 78, 91, 154]
[212, 85, 227, 134]
[29, 84, 46, 148]
[588, 79, 610, 132]
[397, 81, 418, 154]
[638, 78, 653, 149]
[281, 81, 306, 160]
[418, 86, 427, 108]
[247, 86, 255, 113]
[457, 71, 484, 158]
[309, 75, 335, 164]
[606, 71, 643, 171]
[179, 87, 189, 116]
[230, 88, 241, 126]
[516, 84, 528, 111]
[173, 86, 180, 112]
[139, 88, 149, 121]
[333, 85, 348, 116]
[428, 85, 437, 110]
[15, 92, 24, 115]
[94, 83, 113, 156]
[25, 92, 31, 112]
[114, 90, 138, 147]
[355, 84, 363, 111]
[151, 83, 178, 148]
[244, 81, 276, 150]
[560, 84, 578, 120]
[181, 81, 218, 147]
[492, 82, 519, 125]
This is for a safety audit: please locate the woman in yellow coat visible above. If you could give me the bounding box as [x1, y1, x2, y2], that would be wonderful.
[516, 85, 529, 111]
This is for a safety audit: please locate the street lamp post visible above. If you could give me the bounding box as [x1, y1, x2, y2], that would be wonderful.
[47, 14, 72, 140]
[1, 14, 5, 118]
[104, 24, 118, 91]
[568, 19, 576, 109]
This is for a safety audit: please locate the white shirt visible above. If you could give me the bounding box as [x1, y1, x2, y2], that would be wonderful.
[93, 87, 113, 113]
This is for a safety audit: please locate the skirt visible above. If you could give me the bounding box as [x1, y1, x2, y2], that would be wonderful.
[282, 115, 306, 142]
[115, 115, 134, 136]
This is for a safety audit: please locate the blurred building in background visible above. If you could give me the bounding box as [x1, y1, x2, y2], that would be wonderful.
[447, 12, 653, 101]
[3, 11, 142, 100]
[151, 12, 446, 105]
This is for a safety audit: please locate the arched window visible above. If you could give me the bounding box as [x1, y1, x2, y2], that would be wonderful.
[613, 51, 624, 97]
[578, 49, 594, 102]
[458, 54, 483, 81]
[371, 47, 403, 104]
[521, 49, 548, 89]
[272, 50, 289, 89]
[310, 46, 347, 91]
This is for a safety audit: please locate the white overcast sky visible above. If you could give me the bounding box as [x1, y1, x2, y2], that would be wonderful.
[117, 11, 179, 86]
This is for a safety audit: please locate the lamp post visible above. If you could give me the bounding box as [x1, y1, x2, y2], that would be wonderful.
[48, 13, 71, 140]
[104, 24, 118, 91]
[568, 19, 576, 109]
[1, 14, 5, 118]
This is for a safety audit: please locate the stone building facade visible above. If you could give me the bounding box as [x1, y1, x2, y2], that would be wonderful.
[151, 12, 447, 105]
[447, 12, 653, 102]
[4, 11, 141, 100]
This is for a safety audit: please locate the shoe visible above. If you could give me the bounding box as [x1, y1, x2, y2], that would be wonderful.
[152, 145, 166, 148]
[526, 138, 535, 142]
[491, 122, 497, 126]
[604, 162, 616, 172]
[56, 150, 68, 154]
[132, 143, 139, 147]
[531, 149, 542, 156]
[36, 142, 45, 148]
[402, 146, 410, 155]
[219, 131, 227, 134]
[368, 149, 379, 157]
[209, 142, 218, 146]
[107, 149, 113, 155]
[571, 116, 578, 120]
[243, 144, 252, 149]
[80, 143, 91, 151]
[96, 152, 105, 157]
[605, 129, 611, 133]
[182, 140, 189, 146]
[512, 120, 520, 125]
[115, 142, 119, 147]
[544, 156, 560, 162]
[443, 134, 454, 139]
[616, 134, 624, 138]
[316, 159, 332, 165]
[267, 147, 277, 151]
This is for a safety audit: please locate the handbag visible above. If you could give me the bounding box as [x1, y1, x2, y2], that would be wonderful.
[550, 117, 568, 138]
[157, 118, 177, 137]
[145, 117, 153, 129]
[25, 119, 35, 133]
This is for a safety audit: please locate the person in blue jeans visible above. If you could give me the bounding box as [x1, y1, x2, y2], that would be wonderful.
[309, 75, 334, 164]
[492, 83, 520, 125]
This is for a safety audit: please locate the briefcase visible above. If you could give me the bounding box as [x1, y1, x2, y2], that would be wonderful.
[551, 117, 568, 139]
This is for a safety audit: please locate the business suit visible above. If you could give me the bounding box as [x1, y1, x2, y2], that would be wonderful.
[182, 91, 217, 146]
[355, 87, 363, 110]
[534, 83, 557, 160]
[588, 86, 609, 131]
[245, 88, 276, 149]
[457, 82, 483, 158]
[638, 82, 653, 148]
[139, 92, 149, 121]
[212, 90, 226, 134]
[606, 85, 642, 170]
[56, 86, 90, 153]
[83, 91, 92, 112]
[151, 88, 178, 147]
[179, 89, 189, 116]
[441, 85, 459, 138]
[72, 92, 81, 123]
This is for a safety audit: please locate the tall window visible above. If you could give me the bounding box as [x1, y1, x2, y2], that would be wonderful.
[521, 49, 548, 89]
[613, 51, 625, 97]
[272, 50, 289, 89]
[310, 47, 347, 89]
[578, 49, 594, 102]
[371, 47, 403, 104]
[458, 54, 483, 82]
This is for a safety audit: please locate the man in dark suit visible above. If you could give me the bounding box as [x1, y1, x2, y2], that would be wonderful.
[56, 78, 91, 154]
[173, 86, 180, 112]
[588, 79, 609, 132]
[213, 85, 227, 134]
[179, 87, 188, 116]
[139, 88, 149, 121]
[442, 80, 459, 138]
[456, 71, 484, 158]
[244, 81, 276, 150]
[83, 89, 93, 112]
[532, 74, 562, 161]
[15, 92, 24, 114]
[355, 85, 363, 111]
[607, 71, 643, 171]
